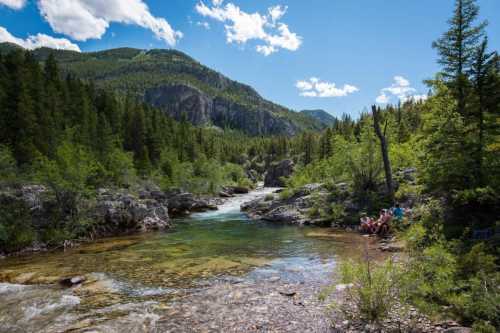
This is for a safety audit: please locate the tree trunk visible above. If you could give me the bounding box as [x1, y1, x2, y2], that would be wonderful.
[372, 105, 395, 204]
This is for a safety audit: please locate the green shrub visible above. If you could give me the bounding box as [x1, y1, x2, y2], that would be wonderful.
[0, 145, 17, 183]
[403, 223, 428, 252]
[334, 258, 403, 324]
[0, 200, 35, 252]
[402, 243, 457, 313]
[472, 321, 497, 333]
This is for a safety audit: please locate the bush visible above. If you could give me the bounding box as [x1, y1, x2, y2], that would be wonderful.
[334, 257, 403, 324]
[0, 200, 35, 253]
[0, 145, 17, 183]
[472, 321, 497, 333]
[402, 243, 457, 313]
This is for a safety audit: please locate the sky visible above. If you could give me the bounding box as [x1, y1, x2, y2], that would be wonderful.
[1, 0, 499, 118]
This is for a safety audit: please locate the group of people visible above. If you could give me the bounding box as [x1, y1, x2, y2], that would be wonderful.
[359, 203, 405, 237]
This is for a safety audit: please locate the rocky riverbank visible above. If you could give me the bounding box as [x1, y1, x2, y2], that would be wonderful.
[242, 167, 419, 229]
[0, 184, 237, 256]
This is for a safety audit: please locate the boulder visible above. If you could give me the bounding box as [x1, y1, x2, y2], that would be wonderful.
[264, 159, 295, 187]
[167, 192, 217, 216]
[94, 190, 171, 234]
[223, 186, 250, 195]
[219, 191, 233, 198]
[60, 275, 86, 287]
[443, 328, 471, 333]
[262, 206, 307, 225]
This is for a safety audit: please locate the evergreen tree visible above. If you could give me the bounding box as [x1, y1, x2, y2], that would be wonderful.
[469, 37, 496, 185]
[432, 0, 487, 116]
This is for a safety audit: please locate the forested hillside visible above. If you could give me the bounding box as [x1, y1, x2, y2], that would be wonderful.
[0, 43, 323, 136]
[300, 109, 338, 126]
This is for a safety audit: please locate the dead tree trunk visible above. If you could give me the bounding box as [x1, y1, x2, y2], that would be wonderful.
[372, 105, 395, 204]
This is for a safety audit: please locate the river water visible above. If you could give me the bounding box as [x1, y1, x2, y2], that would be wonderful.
[0, 188, 376, 332]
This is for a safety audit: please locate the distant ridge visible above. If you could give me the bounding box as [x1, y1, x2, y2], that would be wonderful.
[300, 109, 337, 126]
[0, 43, 324, 136]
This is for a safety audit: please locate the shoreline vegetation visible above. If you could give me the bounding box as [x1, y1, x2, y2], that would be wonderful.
[0, 0, 499, 331]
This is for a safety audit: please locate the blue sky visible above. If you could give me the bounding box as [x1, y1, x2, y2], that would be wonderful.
[1, 0, 499, 118]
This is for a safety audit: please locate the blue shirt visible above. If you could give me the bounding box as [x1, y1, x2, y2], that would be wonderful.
[393, 207, 404, 220]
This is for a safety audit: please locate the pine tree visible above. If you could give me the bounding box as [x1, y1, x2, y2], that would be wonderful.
[469, 37, 496, 185]
[432, 0, 487, 115]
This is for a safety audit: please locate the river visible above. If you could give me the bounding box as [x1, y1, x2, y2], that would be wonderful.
[0, 187, 377, 332]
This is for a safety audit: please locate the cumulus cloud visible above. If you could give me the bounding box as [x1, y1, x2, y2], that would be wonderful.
[0, 26, 81, 51]
[376, 76, 428, 104]
[0, 0, 26, 10]
[195, 1, 301, 55]
[296, 77, 359, 98]
[37, 0, 182, 45]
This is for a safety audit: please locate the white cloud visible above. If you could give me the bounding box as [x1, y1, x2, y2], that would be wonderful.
[37, 0, 182, 45]
[296, 77, 359, 98]
[268, 5, 287, 24]
[376, 76, 428, 104]
[0, 26, 81, 51]
[0, 0, 26, 10]
[197, 21, 210, 30]
[195, 1, 301, 56]
[375, 93, 390, 104]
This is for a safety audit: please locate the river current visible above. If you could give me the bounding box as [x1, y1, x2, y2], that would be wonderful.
[0, 187, 375, 332]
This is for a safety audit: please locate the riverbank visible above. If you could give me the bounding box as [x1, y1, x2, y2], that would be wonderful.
[0, 187, 380, 332]
[0, 183, 256, 257]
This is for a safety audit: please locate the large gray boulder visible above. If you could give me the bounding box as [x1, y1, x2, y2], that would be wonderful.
[94, 189, 171, 233]
[264, 159, 295, 187]
[165, 190, 218, 216]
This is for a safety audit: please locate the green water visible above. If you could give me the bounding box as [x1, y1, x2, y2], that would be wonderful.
[0, 189, 375, 332]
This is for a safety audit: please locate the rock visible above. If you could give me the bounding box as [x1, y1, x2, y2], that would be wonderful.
[219, 191, 233, 198]
[94, 189, 171, 234]
[264, 159, 295, 187]
[379, 244, 404, 252]
[442, 328, 471, 333]
[278, 289, 297, 297]
[262, 206, 307, 225]
[224, 186, 250, 194]
[243, 183, 330, 225]
[167, 192, 216, 215]
[60, 275, 86, 287]
[20, 185, 47, 211]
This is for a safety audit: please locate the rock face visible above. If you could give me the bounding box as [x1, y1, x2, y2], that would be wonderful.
[94, 189, 171, 234]
[264, 159, 295, 187]
[0, 185, 223, 253]
[242, 183, 330, 226]
[145, 84, 301, 136]
[164, 189, 218, 216]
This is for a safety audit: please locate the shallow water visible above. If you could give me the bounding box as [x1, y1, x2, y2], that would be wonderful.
[0, 187, 376, 332]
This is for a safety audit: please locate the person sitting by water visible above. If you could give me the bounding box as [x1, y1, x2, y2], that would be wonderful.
[392, 203, 405, 222]
[359, 213, 375, 234]
[375, 209, 392, 236]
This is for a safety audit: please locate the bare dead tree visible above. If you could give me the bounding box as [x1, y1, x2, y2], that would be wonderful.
[372, 105, 395, 204]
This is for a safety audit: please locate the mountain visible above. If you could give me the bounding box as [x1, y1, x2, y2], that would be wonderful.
[0, 42, 24, 54]
[0, 43, 323, 136]
[300, 109, 337, 127]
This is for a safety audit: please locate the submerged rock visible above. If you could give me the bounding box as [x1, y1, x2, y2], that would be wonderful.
[60, 275, 86, 287]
